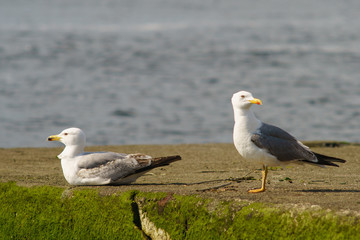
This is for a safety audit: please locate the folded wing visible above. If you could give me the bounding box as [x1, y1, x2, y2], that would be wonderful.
[76, 152, 152, 181]
[251, 123, 345, 166]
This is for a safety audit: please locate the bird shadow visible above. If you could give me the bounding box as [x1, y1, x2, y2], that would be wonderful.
[117, 179, 227, 186]
[119, 177, 257, 187]
[296, 189, 360, 193]
[106, 176, 256, 187]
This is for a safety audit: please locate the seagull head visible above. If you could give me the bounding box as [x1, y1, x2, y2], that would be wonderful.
[48, 127, 86, 147]
[231, 90, 262, 109]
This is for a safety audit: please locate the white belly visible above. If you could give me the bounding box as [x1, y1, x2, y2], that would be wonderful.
[233, 125, 283, 167]
[61, 158, 110, 185]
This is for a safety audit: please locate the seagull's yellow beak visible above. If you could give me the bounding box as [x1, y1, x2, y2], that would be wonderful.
[249, 98, 263, 105]
[47, 135, 61, 141]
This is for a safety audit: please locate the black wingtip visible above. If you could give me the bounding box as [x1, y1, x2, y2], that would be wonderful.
[313, 152, 346, 167]
[151, 155, 182, 166]
[134, 155, 181, 174]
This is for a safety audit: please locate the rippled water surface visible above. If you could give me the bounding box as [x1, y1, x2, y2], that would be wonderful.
[1, 0, 359, 147]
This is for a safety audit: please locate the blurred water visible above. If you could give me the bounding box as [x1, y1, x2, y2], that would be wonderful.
[0, 0, 359, 147]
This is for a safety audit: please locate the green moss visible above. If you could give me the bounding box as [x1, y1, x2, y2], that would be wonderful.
[1, 182, 359, 240]
[0, 182, 143, 239]
[136, 194, 360, 240]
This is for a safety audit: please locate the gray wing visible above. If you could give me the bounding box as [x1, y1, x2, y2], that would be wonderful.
[251, 123, 317, 162]
[76, 153, 152, 181]
[77, 152, 128, 169]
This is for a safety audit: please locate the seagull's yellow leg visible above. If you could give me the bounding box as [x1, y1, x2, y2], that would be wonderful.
[248, 165, 268, 193]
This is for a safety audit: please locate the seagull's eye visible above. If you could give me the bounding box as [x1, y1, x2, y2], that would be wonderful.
[64, 133, 68, 136]
[241, 95, 245, 98]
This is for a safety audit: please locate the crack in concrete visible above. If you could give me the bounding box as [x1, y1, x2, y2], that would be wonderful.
[130, 192, 152, 240]
[130, 192, 172, 240]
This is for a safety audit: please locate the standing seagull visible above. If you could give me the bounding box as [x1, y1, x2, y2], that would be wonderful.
[48, 128, 181, 185]
[231, 90, 346, 193]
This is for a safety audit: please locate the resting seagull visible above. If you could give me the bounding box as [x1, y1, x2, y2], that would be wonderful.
[48, 128, 181, 185]
[231, 91, 346, 193]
